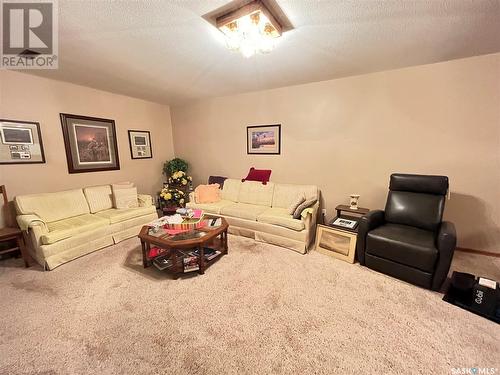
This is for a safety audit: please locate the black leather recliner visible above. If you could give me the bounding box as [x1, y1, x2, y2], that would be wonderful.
[356, 173, 457, 290]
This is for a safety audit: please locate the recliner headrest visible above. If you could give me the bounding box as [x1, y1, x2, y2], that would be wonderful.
[389, 173, 448, 195]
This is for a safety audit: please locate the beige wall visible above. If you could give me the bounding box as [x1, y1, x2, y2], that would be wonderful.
[171, 53, 500, 253]
[0, 71, 174, 225]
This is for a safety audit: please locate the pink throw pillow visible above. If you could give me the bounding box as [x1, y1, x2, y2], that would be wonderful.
[194, 184, 221, 203]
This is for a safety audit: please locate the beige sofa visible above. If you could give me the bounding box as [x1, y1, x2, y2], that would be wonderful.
[187, 179, 319, 254]
[15, 185, 157, 270]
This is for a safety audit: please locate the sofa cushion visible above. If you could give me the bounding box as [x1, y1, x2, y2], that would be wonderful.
[366, 223, 438, 273]
[221, 179, 241, 202]
[272, 184, 319, 209]
[15, 189, 90, 223]
[186, 199, 234, 215]
[221, 203, 268, 221]
[94, 206, 156, 224]
[42, 214, 109, 244]
[257, 208, 305, 231]
[238, 181, 275, 207]
[83, 185, 113, 213]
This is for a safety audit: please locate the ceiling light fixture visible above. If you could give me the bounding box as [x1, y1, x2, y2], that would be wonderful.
[214, 0, 287, 58]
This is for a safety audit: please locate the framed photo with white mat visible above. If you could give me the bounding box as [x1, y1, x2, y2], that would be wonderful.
[128, 130, 152, 159]
[0, 119, 45, 164]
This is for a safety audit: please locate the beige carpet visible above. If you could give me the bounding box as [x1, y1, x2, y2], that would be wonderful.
[1, 235, 499, 375]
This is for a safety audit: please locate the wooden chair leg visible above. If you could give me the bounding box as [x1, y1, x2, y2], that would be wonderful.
[17, 234, 30, 268]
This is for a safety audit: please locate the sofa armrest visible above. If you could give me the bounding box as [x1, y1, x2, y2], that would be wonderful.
[189, 192, 196, 204]
[301, 201, 319, 251]
[301, 201, 318, 220]
[137, 194, 153, 207]
[17, 214, 48, 254]
[17, 214, 47, 232]
[431, 221, 457, 291]
[356, 210, 385, 265]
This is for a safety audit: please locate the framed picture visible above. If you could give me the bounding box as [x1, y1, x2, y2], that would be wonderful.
[60, 113, 120, 173]
[247, 124, 281, 155]
[314, 225, 357, 264]
[331, 217, 358, 230]
[128, 130, 152, 159]
[0, 119, 46, 164]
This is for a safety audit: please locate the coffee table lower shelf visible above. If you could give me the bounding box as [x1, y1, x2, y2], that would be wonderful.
[139, 221, 228, 279]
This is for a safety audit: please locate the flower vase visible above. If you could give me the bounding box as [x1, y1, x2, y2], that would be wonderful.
[349, 194, 360, 210]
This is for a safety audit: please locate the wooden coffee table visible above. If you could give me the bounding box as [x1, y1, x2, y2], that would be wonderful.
[138, 215, 228, 278]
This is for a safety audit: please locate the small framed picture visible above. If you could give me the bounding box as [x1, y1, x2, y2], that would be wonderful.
[0, 119, 45, 164]
[60, 113, 120, 173]
[128, 130, 152, 159]
[332, 217, 358, 230]
[247, 124, 281, 155]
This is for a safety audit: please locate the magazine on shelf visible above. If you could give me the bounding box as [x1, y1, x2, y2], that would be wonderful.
[148, 246, 167, 259]
[183, 254, 199, 272]
[153, 255, 174, 271]
[189, 247, 221, 261]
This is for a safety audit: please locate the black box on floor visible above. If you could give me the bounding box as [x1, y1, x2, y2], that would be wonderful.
[447, 272, 475, 306]
[443, 271, 499, 324]
[472, 284, 497, 316]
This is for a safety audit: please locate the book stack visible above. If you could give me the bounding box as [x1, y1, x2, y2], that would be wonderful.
[182, 253, 199, 272]
[148, 246, 167, 259]
[189, 247, 221, 261]
[153, 254, 174, 271]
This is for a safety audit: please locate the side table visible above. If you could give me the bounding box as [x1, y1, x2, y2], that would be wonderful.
[0, 227, 30, 267]
[314, 204, 369, 264]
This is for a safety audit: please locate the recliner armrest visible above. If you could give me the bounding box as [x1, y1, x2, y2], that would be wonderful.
[436, 221, 456, 252]
[356, 210, 385, 265]
[432, 221, 457, 291]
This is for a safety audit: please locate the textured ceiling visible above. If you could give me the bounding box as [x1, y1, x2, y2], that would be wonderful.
[26, 0, 500, 105]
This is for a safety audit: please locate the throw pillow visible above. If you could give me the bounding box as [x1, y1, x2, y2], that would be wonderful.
[112, 182, 134, 190]
[113, 187, 139, 209]
[242, 167, 272, 185]
[288, 193, 306, 215]
[83, 185, 113, 213]
[112, 182, 135, 208]
[194, 184, 221, 204]
[208, 175, 227, 188]
[293, 198, 317, 219]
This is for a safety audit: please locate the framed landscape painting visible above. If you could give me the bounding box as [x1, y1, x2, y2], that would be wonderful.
[60, 113, 120, 173]
[128, 130, 152, 159]
[0, 119, 46, 164]
[247, 124, 281, 155]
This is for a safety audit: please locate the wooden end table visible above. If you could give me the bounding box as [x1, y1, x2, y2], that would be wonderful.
[138, 216, 228, 278]
[314, 205, 370, 264]
[0, 227, 30, 267]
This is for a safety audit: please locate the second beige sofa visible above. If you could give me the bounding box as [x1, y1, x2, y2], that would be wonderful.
[187, 179, 319, 254]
